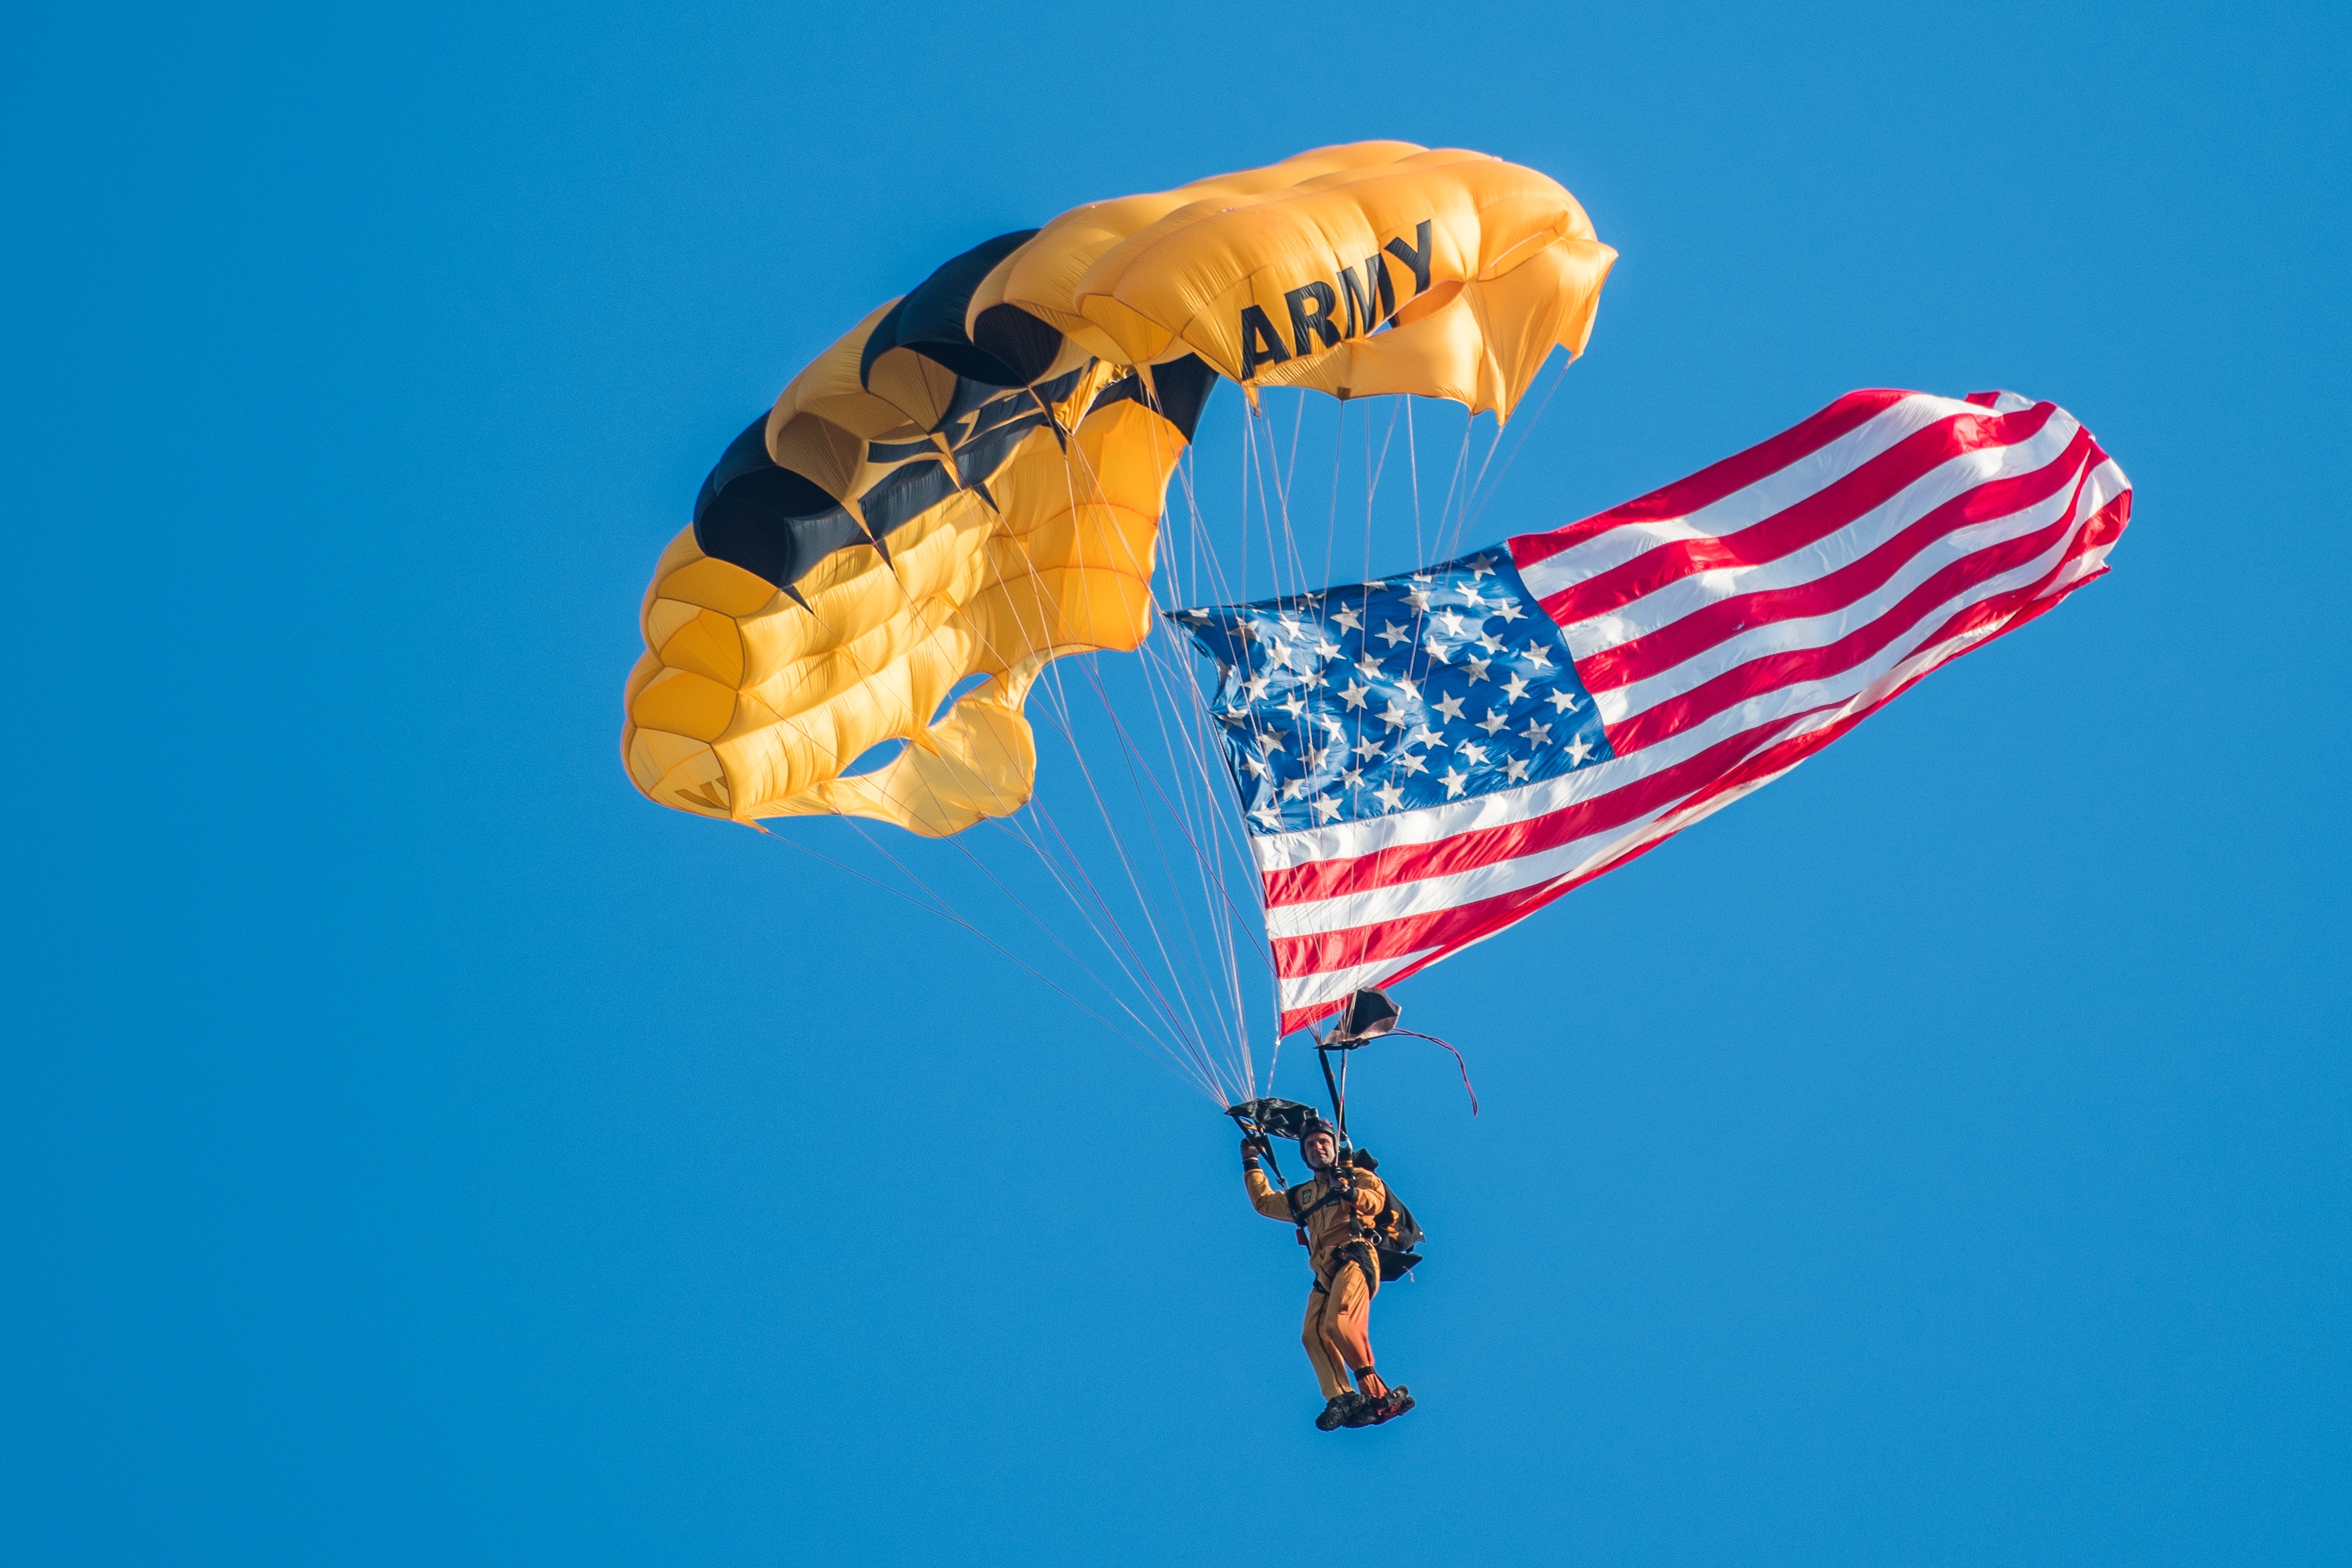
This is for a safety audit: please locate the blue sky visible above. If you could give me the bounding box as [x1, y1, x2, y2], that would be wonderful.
[6, 3, 2346, 1562]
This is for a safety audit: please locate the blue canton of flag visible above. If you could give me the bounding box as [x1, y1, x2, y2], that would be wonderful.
[1171, 551, 1615, 836]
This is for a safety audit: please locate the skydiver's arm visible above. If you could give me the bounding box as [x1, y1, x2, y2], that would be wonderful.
[1245, 1167, 1294, 1219]
[1241, 1142, 1293, 1219]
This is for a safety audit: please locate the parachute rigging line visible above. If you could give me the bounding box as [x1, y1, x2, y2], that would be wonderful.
[805, 552, 1238, 1102]
[1028, 432, 1259, 1090]
[776, 615, 1207, 1088]
[764, 826, 1166, 1064]
[1320, 401, 1347, 589]
[1444, 402, 1512, 562]
[947, 409, 1272, 1097]
[893, 433, 1261, 1098]
[1098, 411, 1300, 1084]
[1460, 354, 1568, 543]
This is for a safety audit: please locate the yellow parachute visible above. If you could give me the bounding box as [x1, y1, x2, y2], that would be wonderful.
[622, 141, 1615, 835]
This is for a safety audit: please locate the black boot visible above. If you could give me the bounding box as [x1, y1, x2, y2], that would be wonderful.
[1347, 1386, 1415, 1426]
[1315, 1392, 1363, 1431]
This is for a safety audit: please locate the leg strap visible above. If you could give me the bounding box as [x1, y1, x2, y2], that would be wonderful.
[1334, 1240, 1379, 1291]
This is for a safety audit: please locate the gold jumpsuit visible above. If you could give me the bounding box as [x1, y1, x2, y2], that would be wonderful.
[1245, 1163, 1394, 1401]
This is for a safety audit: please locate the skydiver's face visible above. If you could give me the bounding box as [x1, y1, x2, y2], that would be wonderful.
[1302, 1130, 1337, 1170]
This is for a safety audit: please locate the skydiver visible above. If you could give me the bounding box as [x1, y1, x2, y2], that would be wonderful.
[1242, 1112, 1415, 1430]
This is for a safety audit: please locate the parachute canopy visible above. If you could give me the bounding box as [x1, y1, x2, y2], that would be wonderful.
[622, 143, 1616, 836]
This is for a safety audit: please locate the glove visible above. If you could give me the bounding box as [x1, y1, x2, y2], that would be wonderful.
[1240, 1133, 1264, 1165]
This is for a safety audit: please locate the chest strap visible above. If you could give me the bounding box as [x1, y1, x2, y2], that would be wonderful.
[1286, 1179, 1348, 1225]
[1289, 1176, 1374, 1251]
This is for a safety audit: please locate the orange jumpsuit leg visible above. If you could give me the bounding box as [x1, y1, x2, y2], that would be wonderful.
[1304, 1259, 1390, 1400]
[1299, 1279, 1355, 1399]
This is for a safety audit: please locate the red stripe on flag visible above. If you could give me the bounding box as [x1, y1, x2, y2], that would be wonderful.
[1897, 489, 2129, 664]
[1273, 874, 1588, 975]
[1603, 470, 2102, 755]
[1507, 390, 1911, 571]
[1576, 425, 2099, 695]
[1537, 403, 2060, 632]
[1261, 709, 1818, 908]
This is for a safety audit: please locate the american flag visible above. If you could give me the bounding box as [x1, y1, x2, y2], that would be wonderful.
[1175, 389, 2133, 1035]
